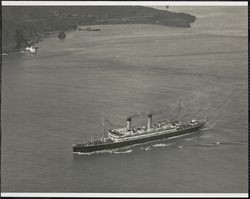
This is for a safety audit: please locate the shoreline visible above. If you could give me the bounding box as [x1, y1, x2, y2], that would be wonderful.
[2, 6, 196, 53]
[2, 22, 196, 55]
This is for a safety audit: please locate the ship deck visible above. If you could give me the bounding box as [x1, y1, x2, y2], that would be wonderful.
[74, 121, 205, 148]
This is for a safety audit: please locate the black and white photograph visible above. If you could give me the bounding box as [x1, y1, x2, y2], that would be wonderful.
[1, 1, 248, 197]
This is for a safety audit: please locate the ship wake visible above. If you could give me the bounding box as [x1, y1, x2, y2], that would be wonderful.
[182, 140, 247, 148]
[114, 149, 133, 154]
[74, 148, 133, 155]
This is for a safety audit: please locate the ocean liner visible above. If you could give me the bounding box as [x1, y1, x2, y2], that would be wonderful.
[73, 99, 206, 153]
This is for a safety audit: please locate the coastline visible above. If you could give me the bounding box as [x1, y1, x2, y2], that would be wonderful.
[2, 6, 196, 54]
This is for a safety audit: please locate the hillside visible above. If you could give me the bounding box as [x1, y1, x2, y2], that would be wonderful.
[2, 6, 196, 52]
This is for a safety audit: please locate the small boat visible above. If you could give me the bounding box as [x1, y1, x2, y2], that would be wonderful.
[79, 26, 101, 31]
[25, 46, 38, 54]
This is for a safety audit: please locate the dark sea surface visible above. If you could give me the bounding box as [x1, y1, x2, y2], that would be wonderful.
[1, 7, 248, 193]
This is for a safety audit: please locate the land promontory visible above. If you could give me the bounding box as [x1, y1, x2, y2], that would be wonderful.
[2, 6, 196, 52]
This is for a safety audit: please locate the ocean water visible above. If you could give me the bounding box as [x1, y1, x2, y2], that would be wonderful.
[1, 7, 248, 193]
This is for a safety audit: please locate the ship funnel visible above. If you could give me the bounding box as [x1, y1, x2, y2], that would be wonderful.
[126, 117, 132, 131]
[147, 114, 152, 130]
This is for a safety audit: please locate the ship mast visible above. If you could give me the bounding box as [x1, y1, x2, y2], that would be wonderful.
[101, 113, 104, 142]
[178, 97, 182, 123]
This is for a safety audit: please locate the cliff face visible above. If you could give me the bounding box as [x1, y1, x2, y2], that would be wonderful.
[2, 6, 196, 52]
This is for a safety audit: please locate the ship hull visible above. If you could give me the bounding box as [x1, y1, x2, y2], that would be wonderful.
[73, 122, 205, 153]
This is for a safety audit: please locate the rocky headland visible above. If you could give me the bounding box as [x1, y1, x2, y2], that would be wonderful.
[2, 6, 196, 53]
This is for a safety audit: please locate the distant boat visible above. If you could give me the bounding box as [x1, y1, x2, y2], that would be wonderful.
[79, 26, 101, 31]
[58, 31, 66, 39]
[25, 46, 38, 54]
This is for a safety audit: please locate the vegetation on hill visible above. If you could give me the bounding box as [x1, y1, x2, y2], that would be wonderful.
[2, 6, 196, 52]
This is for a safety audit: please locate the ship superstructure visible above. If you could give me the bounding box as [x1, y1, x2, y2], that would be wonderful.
[108, 115, 202, 142]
